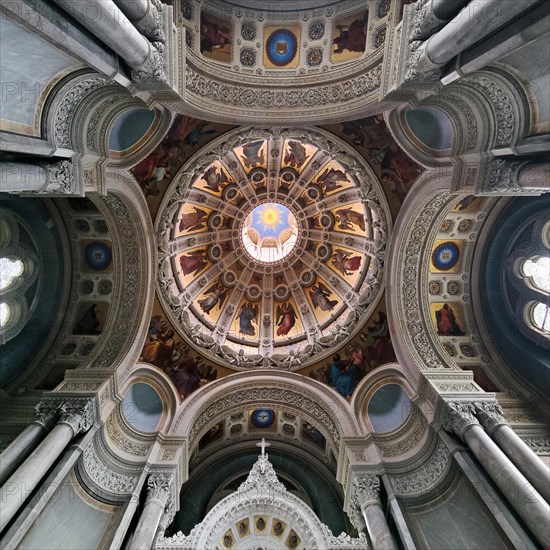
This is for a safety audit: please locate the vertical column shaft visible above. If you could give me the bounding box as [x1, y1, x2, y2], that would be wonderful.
[0, 424, 47, 487]
[475, 403, 550, 504]
[361, 500, 398, 550]
[0, 423, 74, 531]
[128, 473, 173, 550]
[51, 0, 150, 67]
[426, 0, 540, 66]
[463, 424, 550, 546]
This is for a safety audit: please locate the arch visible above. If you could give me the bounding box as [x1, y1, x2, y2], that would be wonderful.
[170, 370, 362, 449]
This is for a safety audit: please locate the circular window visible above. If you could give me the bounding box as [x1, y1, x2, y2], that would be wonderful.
[0, 303, 10, 327]
[122, 382, 163, 433]
[242, 203, 298, 264]
[0, 257, 24, 291]
[368, 384, 411, 433]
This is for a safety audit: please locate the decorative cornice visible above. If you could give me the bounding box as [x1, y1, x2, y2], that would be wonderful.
[389, 439, 450, 496]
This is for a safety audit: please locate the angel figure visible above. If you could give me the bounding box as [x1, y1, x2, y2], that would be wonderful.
[310, 282, 338, 312]
[335, 208, 366, 231]
[276, 302, 297, 337]
[242, 140, 265, 167]
[284, 141, 307, 168]
[201, 164, 230, 193]
[198, 281, 228, 314]
[179, 207, 208, 232]
[239, 302, 259, 336]
[331, 249, 361, 276]
[179, 249, 208, 276]
[317, 168, 349, 193]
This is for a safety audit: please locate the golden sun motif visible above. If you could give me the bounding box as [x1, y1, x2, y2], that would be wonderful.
[257, 205, 283, 231]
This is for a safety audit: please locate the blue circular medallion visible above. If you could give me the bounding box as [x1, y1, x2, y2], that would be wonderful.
[251, 409, 275, 428]
[266, 29, 297, 66]
[85, 242, 112, 270]
[432, 241, 460, 270]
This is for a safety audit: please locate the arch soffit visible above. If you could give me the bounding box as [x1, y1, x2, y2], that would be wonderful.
[170, 371, 362, 445]
[384, 67, 531, 170]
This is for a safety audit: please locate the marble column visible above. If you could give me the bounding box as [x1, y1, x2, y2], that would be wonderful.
[0, 400, 93, 532]
[443, 402, 550, 547]
[50, 0, 155, 68]
[0, 161, 75, 195]
[128, 473, 174, 550]
[0, 401, 59, 487]
[113, 0, 164, 43]
[475, 402, 550, 504]
[480, 159, 550, 195]
[410, 0, 470, 41]
[425, 0, 540, 66]
[352, 475, 397, 550]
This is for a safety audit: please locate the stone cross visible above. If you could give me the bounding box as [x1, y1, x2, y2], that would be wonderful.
[257, 437, 270, 458]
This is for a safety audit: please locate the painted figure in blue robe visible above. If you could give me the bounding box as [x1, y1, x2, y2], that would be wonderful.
[239, 302, 258, 336]
[329, 353, 360, 399]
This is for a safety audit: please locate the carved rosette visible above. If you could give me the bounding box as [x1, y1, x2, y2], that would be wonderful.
[58, 400, 94, 435]
[442, 401, 479, 440]
[147, 473, 174, 505]
[475, 402, 507, 435]
[33, 400, 60, 428]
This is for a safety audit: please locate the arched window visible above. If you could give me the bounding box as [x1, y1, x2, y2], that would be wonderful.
[505, 210, 550, 348]
[0, 209, 39, 344]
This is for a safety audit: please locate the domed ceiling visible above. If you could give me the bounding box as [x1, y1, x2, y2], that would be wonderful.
[156, 127, 390, 369]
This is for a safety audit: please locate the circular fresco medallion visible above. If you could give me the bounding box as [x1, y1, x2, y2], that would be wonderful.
[266, 29, 297, 66]
[432, 241, 460, 270]
[84, 242, 112, 270]
[251, 409, 275, 428]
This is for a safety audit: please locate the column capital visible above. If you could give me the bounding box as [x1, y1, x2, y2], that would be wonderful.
[475, 402, 507, 436]
[146, 473, 174, 505]
[33, 400, 60, 429]
[410, 0, 447, 42]
[39, 160, 74, 195]
[58, 400, 94, 435]
[442, 401, 479, 440]
[354, 474, 381, 506]
[131, 43, 166, 84]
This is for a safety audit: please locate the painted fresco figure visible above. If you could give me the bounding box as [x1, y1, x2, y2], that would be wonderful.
[242, 141, 265, 167]
[179, 250, 208, 276]
[333, 14, 368, 54]
[73, 303, 101, 334]
[200, 16, 231, 53]
[381, 143, 423, 201]
[335, 207, 366, 231]
[276, 302, 297, 336]
[179, 207, 208, 232]
[329, 353, 360, 399]
[198, 281, 228, 314]
[239, 302, 259, 336]
[435, 303, 465, 336]
[284, 141, 307, 167]
[316, 167, 349, 193]
[202, 164, 230, 193]
[310, 282, 338, 312]
[331, 249, 361, 276]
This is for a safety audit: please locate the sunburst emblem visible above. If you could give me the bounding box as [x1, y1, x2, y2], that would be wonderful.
[256, 204, 283, 231]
